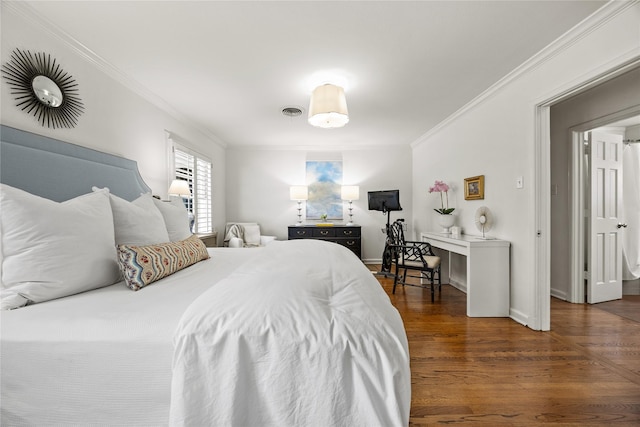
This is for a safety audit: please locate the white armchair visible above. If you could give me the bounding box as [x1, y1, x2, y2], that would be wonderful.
[223, 222, 276, 248]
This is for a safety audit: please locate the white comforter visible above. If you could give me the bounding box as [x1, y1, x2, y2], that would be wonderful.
[170, 239, 410, 426]
[1, 248, 255, 426]
[1, 240, 409, 426]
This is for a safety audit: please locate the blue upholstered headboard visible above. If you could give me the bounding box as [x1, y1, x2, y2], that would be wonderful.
[0, 125, 151, 202]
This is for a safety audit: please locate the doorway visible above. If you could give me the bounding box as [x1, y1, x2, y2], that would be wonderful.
[534, 64, 640, 331]
[568, 116, 640, 304]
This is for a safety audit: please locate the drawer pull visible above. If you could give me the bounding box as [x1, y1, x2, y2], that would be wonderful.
[320, 230, 329, 236]
[343, 230, 353, 236]
[296, 230, 307, 236]
[346, 240, 355, 246]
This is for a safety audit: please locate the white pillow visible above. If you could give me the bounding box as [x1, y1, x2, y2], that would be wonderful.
[153, 197, 192, 242]
[243, 224, 261, 247]
[106, 192, 170, 246]
[0, 185, 120, 310]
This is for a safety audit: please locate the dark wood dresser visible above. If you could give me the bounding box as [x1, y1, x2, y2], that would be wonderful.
[288, 225, 361, 259]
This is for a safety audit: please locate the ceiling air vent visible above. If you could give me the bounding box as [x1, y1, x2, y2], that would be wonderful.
[282, 106, 303, 117]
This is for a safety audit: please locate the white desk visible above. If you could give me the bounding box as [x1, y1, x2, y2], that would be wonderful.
[421, 232, 510, 317]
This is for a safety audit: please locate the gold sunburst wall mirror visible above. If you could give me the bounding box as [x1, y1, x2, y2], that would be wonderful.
[1, 48, 84, 128]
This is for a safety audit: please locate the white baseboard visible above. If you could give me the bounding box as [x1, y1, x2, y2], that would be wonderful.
[550, 288, 568, 300]
[623, 279, 640, 295]
[509, 309, 529, 327]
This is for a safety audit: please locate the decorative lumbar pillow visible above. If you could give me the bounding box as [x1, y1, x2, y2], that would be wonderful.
[105, 191, 170, 246]
[0, 185, 120, 310]
[152, 197, 192, 242]
[117, 234, 210, 291]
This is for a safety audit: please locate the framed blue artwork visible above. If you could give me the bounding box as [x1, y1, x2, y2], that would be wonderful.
[306, 160, 343, 220]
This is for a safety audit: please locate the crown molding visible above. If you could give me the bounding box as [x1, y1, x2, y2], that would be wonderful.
[4, 1, 227, 149]
[226, 143, 409, 152]
[411, 0, 639, 149]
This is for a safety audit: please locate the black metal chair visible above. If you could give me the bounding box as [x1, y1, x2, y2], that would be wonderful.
[387, 219, 442, 302]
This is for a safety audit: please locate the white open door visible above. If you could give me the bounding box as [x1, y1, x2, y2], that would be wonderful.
[588, 131, 623, 303]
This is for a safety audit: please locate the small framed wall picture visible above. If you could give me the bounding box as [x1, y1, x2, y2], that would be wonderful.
[464, 175, 485, 200]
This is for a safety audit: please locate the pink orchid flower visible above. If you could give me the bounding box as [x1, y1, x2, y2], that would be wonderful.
[429, 180, 454, 214]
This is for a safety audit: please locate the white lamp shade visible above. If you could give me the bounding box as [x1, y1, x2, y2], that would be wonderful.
[290, 185, 308, 201]
[308, 84, 349, 128]
[341, 185, 360, 201]
[168, 179, 191, 196]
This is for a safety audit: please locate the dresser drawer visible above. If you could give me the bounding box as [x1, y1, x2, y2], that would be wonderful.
[336, 227, 360, 238]
[337, 239, 361, 257]
[288, 227, 311, 239]
[338, 239, 360, 250]
[312, 228, 336, 238]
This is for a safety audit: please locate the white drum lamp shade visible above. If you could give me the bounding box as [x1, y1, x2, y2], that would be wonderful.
[341, 185, 359, 225]
[290, 186, 308, 201]
[341, 185, 360, 201]
[168, 179, 191, 196]
[308, 84, 349, 129]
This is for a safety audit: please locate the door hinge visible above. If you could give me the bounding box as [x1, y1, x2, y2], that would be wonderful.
[584, 271, 590, 280]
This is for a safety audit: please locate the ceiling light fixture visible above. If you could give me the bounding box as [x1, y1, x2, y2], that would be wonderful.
[308, 83, 349, 129]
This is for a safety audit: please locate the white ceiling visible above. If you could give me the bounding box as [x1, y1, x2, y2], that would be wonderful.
[22, 1, 606, 148]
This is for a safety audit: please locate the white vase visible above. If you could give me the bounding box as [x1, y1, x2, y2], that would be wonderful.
[438, 214, 455, 233]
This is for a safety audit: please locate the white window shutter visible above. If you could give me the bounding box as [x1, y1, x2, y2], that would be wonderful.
[171, 140, 213, 233]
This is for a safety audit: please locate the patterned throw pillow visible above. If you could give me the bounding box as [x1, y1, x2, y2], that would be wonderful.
[117, 234, 210, 291]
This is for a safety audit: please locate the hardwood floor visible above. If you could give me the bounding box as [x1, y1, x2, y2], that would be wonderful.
[369, 266, 640, 426]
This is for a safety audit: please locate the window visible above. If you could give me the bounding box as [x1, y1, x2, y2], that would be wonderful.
[170, 137, 212, 234]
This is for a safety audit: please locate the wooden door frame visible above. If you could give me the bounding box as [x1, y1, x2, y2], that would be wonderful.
[569, 129, 586, 304]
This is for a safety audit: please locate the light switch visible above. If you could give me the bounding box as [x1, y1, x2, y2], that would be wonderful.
[516, 176, 524, 189]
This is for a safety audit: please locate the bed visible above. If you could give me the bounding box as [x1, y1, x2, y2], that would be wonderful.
[0, 125, 410, 426]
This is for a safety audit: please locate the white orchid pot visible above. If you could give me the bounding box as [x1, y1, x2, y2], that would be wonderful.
[438, 214, 455, 233]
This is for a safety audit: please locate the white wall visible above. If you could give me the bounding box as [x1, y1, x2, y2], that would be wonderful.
[411, 2, 640, 327]
[226, 146, 412, 262]
[1, 4, 227, 237]
[550, 67, 640, 300]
